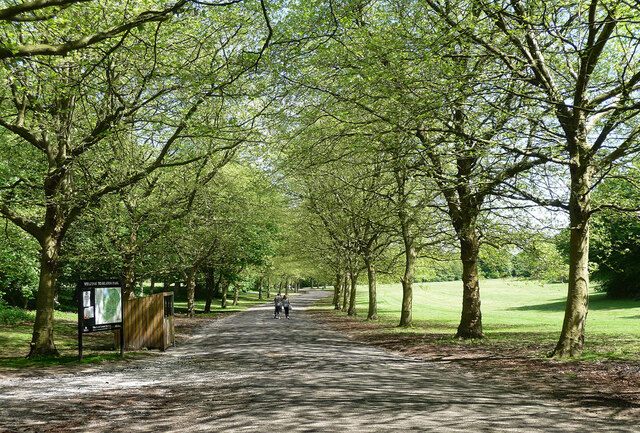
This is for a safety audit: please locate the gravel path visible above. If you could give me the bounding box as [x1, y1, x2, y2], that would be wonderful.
[1, 290, 637, 432]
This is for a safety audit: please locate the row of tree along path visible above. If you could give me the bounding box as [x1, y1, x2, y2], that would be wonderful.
[0, 291, 636, 432]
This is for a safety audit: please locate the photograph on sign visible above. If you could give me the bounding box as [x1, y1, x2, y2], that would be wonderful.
[83, 307, 94, 319]
[83, 291, 91, 307]
[94, 287, 122, 325]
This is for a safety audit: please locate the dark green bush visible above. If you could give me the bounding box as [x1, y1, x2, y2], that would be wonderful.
[0, 302, 33, 325]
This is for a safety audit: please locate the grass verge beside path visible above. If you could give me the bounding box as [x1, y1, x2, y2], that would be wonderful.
[310, 279, 640, 415]
[0, 291, 266, 371]
[329, 280, 640, 360]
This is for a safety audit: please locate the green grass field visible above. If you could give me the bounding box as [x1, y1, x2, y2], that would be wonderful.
[341, 279, 640, 360]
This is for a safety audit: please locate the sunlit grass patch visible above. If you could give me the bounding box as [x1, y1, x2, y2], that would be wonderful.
[316, 279, 640, 361]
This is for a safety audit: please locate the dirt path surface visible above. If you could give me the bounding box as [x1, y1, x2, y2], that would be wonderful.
[1, 290, 638, 432]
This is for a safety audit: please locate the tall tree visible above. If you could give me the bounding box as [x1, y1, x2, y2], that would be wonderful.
[277, 1, 542, 334]
[425, 0, 640, 356]
[0, 1, 272, 356]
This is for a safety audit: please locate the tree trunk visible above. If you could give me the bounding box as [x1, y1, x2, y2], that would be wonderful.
[396, 165, 416, 328]
[212, 277, 221, 299]
[285, 279, 289, 295]
[150, 278, 155, 294]
[365, 257, 378, 320]
[552, 158, 592, 358]
[341, 273, 350, 313]
[232, 285, 239, 306]
[28, 92, 76, 358]
[333, 272, 342, 310]
[164, 281, 171, 291]
[184, 267, 198, 318]
[204, 269, 214, 313]
[121, 227, 139, 300]
[29, 235, 61, 358]
[455, 228, 483, 338]
[266, 278, 271, 298]
[122, 254, 137, 301]
[399, 241, 416, 327]
[221, 280, 229, 308]
[348, 272, 358, 316]
[258, 277, 263, 300]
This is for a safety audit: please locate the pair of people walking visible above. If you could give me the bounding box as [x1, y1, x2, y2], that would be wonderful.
[274, 292, 291, 319]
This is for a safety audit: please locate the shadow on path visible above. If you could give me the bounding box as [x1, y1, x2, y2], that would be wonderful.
[0, 290, 637, 432]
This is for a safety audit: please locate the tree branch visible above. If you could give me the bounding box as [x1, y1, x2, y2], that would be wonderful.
[0, 181, 43, 242]
[0, 0, 189, 59]
[0, 118, 46, 151]
[0, 0, 90, 21]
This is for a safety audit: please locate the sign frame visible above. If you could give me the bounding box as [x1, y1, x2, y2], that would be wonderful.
[77, 280, 124, 361]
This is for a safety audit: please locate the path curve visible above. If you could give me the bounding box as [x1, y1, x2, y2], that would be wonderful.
[0, 290, 637, 432]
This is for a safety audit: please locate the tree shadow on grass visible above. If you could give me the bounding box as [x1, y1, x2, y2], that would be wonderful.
[510, 292, 640, 312]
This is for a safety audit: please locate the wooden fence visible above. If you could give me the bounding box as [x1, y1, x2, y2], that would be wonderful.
[115, 292, 174, 351]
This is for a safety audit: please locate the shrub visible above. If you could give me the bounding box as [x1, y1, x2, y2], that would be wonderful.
[0, 302, 34, 325]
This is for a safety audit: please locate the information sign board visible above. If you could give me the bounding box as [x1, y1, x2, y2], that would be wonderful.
[77, 280, 124, 360]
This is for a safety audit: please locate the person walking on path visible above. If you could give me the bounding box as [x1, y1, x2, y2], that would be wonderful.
[283, 295, 291, 319]
[274, 292, 283, 319]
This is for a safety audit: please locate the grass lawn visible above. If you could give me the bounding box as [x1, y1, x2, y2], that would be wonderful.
[331, 279, 640, 360]
[0, 290, 269, 370]
[0, 309, 132, 369]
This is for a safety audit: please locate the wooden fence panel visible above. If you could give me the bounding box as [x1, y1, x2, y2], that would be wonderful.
[153, 295, 162, 348]
[115, 292, 174, 351]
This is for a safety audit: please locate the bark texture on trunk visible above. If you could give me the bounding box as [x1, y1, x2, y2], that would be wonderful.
[221, 280, 229, 308]
[29, 235, 61, 357]
[348, 272, 358, 316]
[399, 240, 416, 327]
[121, 225, 139, 300]
[365, 258, 377, 320]
[455, 228, 483, 338]
[333, 272, 342, 310]
[553, 156, 592, 358]
[258, 277, 263, 300]
[233, 285, 239, 306]
[122, 257, 137, 301]
[204, 292, 212, 313]
[204, 269, 215, 313]
[341, 273, 350, 313]
[212, 278, 220, 299]
[185, 267, 197, 318]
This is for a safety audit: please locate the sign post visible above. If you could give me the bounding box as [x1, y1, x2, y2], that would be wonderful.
[78, 280, 124, 361]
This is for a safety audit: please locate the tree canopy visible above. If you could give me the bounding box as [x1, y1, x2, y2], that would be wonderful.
[2, 0, 640, 359]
